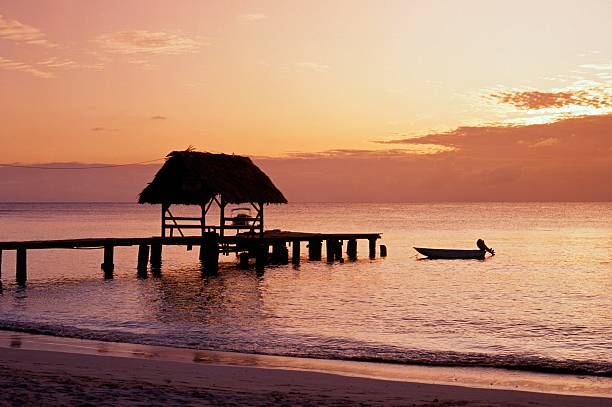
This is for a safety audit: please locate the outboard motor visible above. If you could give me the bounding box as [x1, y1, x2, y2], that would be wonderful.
[476, 239, 495, 255]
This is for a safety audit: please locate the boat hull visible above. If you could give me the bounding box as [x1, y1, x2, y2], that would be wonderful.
[414, 247, 485, 260]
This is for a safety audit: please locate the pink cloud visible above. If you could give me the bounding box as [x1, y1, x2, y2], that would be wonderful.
[0, 14, 56, 47]
[96, 30, 201, 55]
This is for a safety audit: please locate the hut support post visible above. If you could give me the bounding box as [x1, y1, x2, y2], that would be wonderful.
[161, 204, 168, 238]
[258, 202, 264, 238]
[369, 238, 376, 259]
[16, 248, 27, 286]
[308, 239, 322, 261]
[200, 203, 207, 236]
[292, 240, 300, 265]
[347, 239, 357, 261]
[137, 244, 149, 277]
[101, 245, 114, 278]
[219, 197, 226, 238]
[0, 249, 2, 284]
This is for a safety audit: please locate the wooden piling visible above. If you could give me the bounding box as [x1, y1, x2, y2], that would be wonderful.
[255, 243, 268, 270]
[150, 241, 162, 269]
[347, 239, 357, 261]
[239, 252, 250, 269]
[280, 244, 289, 265]
[308, 239, 322, 261]
[137, 244, 149, 277]
[202, 234, 219, 275]
[0, 249, 3, 282]
[369, 238, 376, 259]
[380, 244, 387, 257]
[101, 245, 114, 278]
[16, 248, 27, 286]
[334, 240, 343, 261]
[326, 239, 335, 263]
[292, 240, 300, 265]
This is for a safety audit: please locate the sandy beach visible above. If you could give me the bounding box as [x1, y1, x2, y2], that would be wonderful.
[0, 332, 610, 406]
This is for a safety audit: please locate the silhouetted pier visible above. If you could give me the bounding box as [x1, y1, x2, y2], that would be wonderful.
[0, 151, 386, 286]
[0, 231, 384, 285]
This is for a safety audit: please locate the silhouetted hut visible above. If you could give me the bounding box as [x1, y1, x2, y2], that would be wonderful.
[139, 150, 287, 238]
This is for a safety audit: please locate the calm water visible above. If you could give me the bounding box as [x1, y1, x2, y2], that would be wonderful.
[0, 203, 610, 376]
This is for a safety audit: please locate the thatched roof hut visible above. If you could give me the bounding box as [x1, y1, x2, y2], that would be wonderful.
[139, 150, 286, 238]
[139, 150, 287, 206]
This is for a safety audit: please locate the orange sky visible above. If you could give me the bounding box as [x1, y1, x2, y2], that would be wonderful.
[0, 1, 611, 201]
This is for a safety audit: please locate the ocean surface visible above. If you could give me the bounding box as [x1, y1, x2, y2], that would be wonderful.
[0, 202, 610, 377]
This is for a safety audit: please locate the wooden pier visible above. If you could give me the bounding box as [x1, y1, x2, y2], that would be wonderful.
[0, 151, 387, 286]
[0, 231, 384, 286]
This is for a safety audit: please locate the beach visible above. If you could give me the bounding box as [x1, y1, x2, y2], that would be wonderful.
[1, 331, 611, 406]
[2, 346, 610, 406]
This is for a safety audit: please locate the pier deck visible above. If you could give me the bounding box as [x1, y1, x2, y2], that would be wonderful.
[0, 231, 384, 286]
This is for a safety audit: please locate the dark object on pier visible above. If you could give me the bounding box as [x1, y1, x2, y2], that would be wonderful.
[414, 240, 494, 260]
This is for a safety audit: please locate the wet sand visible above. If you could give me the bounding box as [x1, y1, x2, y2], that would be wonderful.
[0, 331, 610, 406]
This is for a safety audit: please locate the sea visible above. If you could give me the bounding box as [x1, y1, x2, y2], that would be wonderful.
[0, 202, 610, 377]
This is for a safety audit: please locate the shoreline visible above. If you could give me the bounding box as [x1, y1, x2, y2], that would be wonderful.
[0, 330, 610, 406]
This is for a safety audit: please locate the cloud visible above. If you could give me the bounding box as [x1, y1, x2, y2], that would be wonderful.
[238, 13, 268, 21]
[530, 137, 560, 148]
[0, 56, 53, 78]
[379, 114, 612, 160]
[151, 115, 167, 120]
[96, 30, 201, 55]
[254, 114, 612, 202]
[579, 63, 612, 71]
[490, 90, 612, 110]
[37, 57, 77, 69]
[0, 14, 56, 47]
[91, 127, 119, 132]
[296, 62, 330, 73]
[285, 145, 454, 158]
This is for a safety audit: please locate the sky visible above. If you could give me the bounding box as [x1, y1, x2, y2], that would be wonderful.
[0, 0, 611, 201]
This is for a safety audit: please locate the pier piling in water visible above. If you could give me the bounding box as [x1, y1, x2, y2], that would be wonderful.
[255, 243, 268, 270]
[334, 240, 343, 261]
[347, 239, 357, 261]
[326, 239, 335, 263]
[308, 239, 322, 261]
[150, 241, 162, 272]
[369, 238, 376, 259]
[239, 252, 250, 269]
[201, 234, 219, 274]
[16, 248, 26, 286]
[137, 244, 149, 277]
[380, 245, 387, 257]
[292, 240, 300, 265]
[101, 245, 114, 278]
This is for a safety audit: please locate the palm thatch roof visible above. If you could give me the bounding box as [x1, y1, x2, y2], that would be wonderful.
[138, 151, 287, 205]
